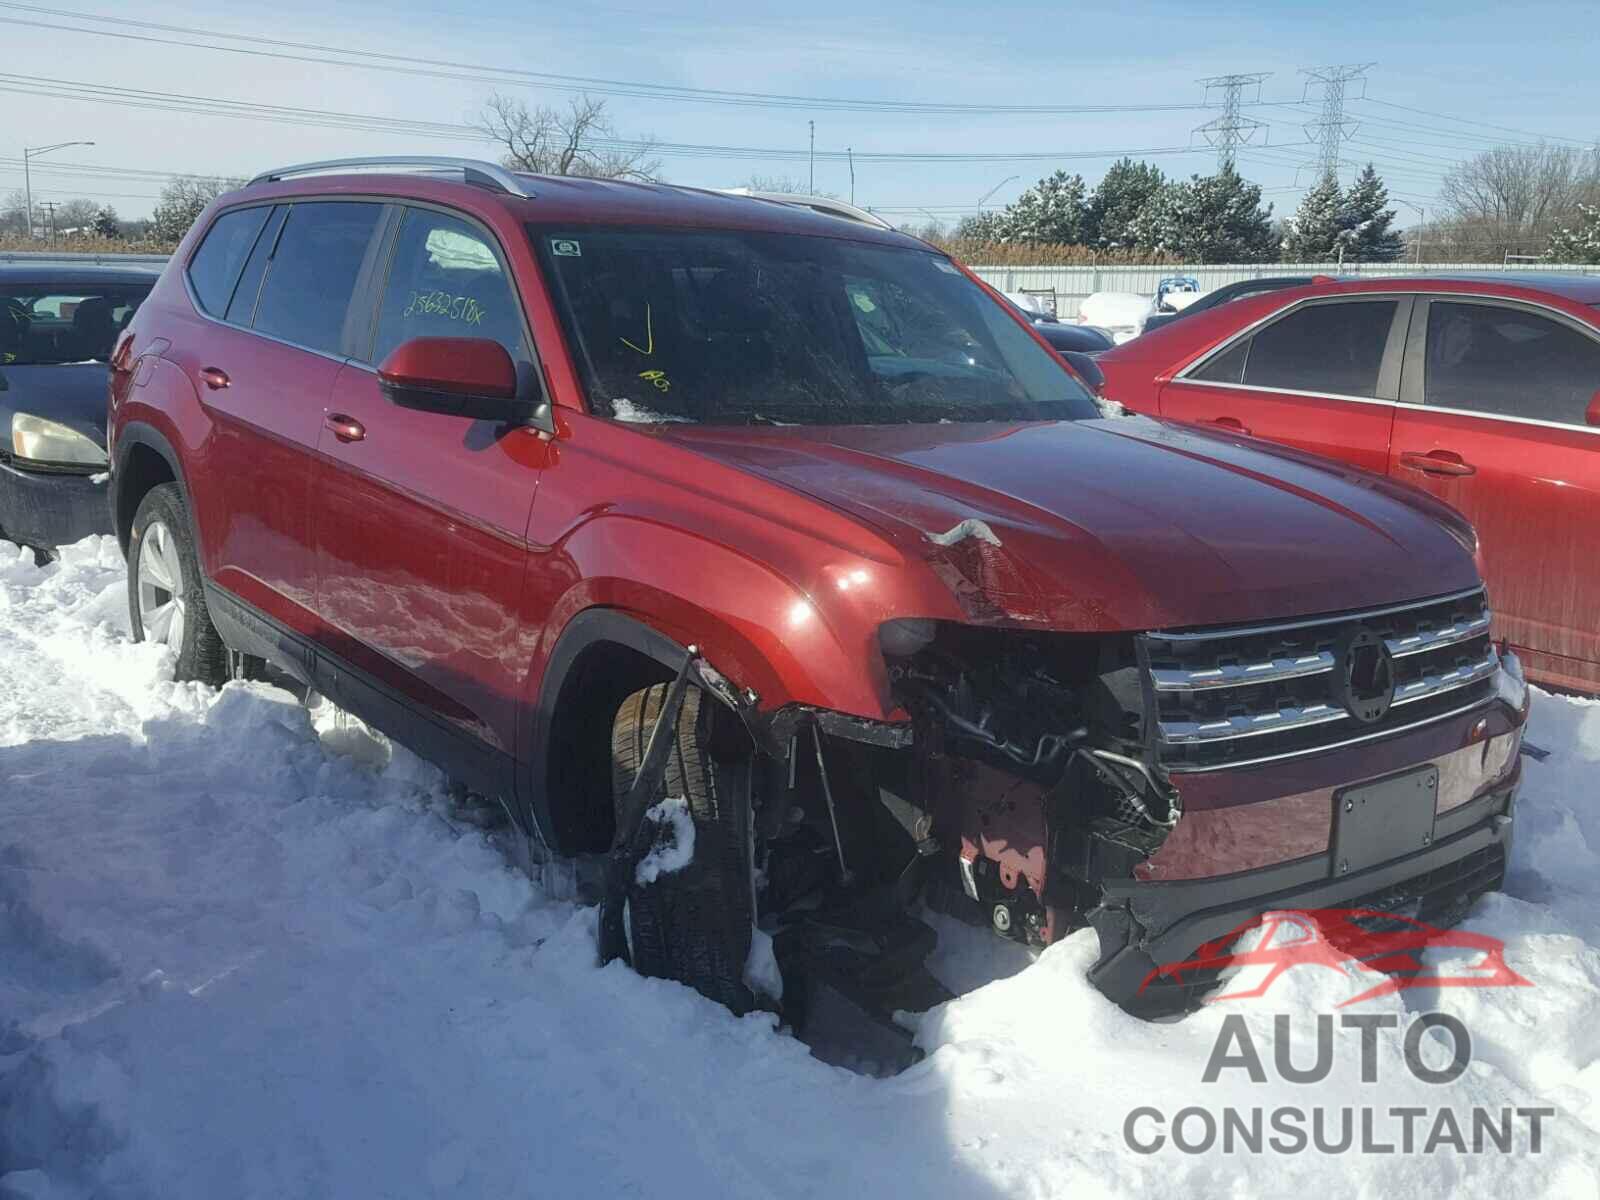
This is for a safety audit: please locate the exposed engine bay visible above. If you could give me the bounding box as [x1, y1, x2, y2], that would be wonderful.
[727, 621, 1183, 1062]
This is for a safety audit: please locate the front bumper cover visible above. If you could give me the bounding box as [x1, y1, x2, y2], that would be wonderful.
[0, 460, 112, 549]
[1088, 775, 1517, 1013]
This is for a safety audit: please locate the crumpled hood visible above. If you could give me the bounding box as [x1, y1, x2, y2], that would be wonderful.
[664, 416, 1480, 632]
[0, 363, 109, 447]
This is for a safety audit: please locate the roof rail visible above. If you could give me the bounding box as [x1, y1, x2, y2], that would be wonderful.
[721, 188, 893, 230]
[248, 157, 534, 198]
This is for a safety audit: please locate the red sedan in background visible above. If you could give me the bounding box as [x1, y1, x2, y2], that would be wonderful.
[1097, 274, 1600, 694]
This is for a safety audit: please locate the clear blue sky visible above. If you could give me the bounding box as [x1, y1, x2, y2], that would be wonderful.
[4, 0, 1595, 226]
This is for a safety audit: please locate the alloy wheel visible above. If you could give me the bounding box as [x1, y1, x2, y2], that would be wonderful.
[137, 519, 186, 649]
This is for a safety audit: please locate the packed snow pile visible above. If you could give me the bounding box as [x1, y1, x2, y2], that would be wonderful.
[2, 536, 1597, 1198]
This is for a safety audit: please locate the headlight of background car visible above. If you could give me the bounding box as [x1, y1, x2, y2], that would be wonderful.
[10, 413, 108, 471]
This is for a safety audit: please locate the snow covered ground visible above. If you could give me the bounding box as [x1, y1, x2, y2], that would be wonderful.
[2, 536, 1597, 1199]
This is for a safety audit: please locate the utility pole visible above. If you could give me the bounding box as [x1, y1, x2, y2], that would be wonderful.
[1194, 73, 1271, 172]
[1300, 64, 1373, 183]
[41, 201, 58, 247]
[808, 120, 815, 193]
[847, 147, 855, 205]
[22, 140, 95, 240]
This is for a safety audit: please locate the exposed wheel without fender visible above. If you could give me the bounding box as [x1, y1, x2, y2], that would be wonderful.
[611, 683, 762, 1014]
[128, 482, 228, 686]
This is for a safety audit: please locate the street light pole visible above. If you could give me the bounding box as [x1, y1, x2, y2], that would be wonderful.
[22, 140, 95, 240]
[977, 174, 1019, 211]
[1396, 200, 1426, 265]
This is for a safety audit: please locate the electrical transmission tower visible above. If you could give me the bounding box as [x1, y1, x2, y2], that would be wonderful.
[1300, 63, 1374, 182]
[1194, 73, 1271, 171]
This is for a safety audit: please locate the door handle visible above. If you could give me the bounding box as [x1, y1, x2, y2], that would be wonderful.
[1399, 450, 1475, 477]
[198, 366, 230, 391]
[1203, 416, 1251, 436]
[325, 413, 366, 443]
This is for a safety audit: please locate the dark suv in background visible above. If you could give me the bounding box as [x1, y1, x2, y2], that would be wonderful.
[106, 158, 1529, 1054]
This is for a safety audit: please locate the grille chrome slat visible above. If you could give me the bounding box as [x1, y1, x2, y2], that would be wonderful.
[1150, 651, 1335, 692]
[1143, 587, 1497, 769]
[1158, 701, 1349, 744]
[1385, 612, 1493, 658]
[1391, 648, 1499, 706]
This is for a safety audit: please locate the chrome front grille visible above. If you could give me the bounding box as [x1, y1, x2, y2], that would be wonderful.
[1143, 588, 1497, 770]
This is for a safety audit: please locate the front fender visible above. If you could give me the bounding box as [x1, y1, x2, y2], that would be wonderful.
[526, 515, 891, 722]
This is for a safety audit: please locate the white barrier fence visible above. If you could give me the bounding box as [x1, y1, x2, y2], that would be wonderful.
[966, 261, 1600, 320]
[6, 250, 1598, 323]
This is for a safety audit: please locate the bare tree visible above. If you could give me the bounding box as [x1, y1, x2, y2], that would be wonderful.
[150, 176, 243, 243]
[54, 198, 101, 233]
[1439, 141, 1600, 255]
[0, 190, 27, 236]
[476, 92, 662, 181]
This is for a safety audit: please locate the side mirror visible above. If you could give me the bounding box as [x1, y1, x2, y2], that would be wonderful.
[1588, 389, 1600, 428]
[1061, 350, 1106, 395]
[377, 337, 548, 428]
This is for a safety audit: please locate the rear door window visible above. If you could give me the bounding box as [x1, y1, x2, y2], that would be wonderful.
[187, 206, 272, 316]
[371, 209, 527, 365]
[1241, 300, 1398, 398]
[253, 201, 383, 356]
[1424, 301, 1600, 426]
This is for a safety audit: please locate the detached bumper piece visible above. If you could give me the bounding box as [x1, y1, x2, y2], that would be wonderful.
[1087, 782, 1515, 1015]
[0, 459, 112, 549]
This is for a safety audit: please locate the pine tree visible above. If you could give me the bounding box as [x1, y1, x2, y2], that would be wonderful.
[1086, 159, 1166, 249]
[1281, 174, 1345, 262]
[1547, 203, 1600, 264]
[953, 210, 1007, 243]
[92, 206, 120, 239]
[1132, 166, 1276, 263]
[999, 170, 1089, 244]
[1339, 164, 1405, 262]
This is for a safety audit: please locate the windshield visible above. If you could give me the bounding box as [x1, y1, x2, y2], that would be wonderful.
[534, 227, 1098, 426]
[0, 282, 152, 365]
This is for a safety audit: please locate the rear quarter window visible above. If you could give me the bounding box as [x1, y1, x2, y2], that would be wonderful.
[187, 206, 272, 316]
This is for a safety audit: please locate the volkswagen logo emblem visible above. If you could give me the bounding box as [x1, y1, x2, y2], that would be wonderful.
[1333, 627, 1396, 725]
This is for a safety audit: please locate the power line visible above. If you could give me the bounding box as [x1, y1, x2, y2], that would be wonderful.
[1193, 73, 1271, 171]
[1362, 97, 1596, 148]
[0, 2, 1222, 117]
[0, 72, 1228, 166]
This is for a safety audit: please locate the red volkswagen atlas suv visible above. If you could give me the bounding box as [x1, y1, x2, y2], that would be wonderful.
[106, 158, 1529, 1042]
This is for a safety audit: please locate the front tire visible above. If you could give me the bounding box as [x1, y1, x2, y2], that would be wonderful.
[611, 684, 758, 1014]
[128, 483, 227, 685]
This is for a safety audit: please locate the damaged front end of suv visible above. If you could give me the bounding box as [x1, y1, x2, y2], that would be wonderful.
[698, 579, 1526, 1054]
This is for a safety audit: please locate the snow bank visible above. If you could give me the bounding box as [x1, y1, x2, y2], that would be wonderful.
[2, 536, 1597, 1198]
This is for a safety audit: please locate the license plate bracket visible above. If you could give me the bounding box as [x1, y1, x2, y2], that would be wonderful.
[1332, 766, 1438, 877]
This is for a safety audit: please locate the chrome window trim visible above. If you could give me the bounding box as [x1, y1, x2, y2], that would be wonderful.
[182, 195, 388, 367]
[1164, 695, 1496, 773]
[1166, 377, 1402, 408]
[1175, 291, 1410, 400]
[1150, 586, 1486, 643]
[1400, 403, 1600, 438]
[1402, 292, 1600, 431]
